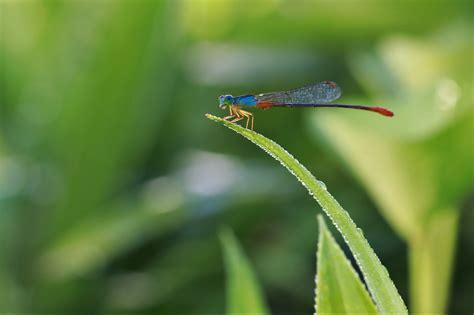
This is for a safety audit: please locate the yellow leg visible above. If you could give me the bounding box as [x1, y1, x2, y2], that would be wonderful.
[235, 110, 249, 129]
[230, 106, 244, 123]
[243, 113, 250, 129]
[223, 106, 237, 121]
[230, 113, 244, 123]
[237, 109, 254, 130]
[223, 106, 254, 129]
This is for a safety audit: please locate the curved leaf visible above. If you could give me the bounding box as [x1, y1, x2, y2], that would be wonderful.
[316, 215, 378, 314]
[207, 114, 407, 314]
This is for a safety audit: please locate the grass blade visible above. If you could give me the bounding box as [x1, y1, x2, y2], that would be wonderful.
[316, 215, 378, 314]
[207, 114, 407, 314]
[219, 226, 269, 315]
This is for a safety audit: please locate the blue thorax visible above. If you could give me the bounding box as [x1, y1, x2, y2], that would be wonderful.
[219, 94, 257, 108]
[233, 94, 257, 107]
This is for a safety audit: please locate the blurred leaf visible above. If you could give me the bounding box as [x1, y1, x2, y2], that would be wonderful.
[349, 23, 473, 140]
[219, 226, 269, 315]
[311, 25, 474, 313]
[181, 0, 469, 43]
[1, 1, 180, 309]
[207, 114, 407, 314]
[46, 0, 178, 234]
[1, 0, 180, 237]
[409, 209, 459, 314]
[315, 215, 378, 314]
[38, 177, 186, 280]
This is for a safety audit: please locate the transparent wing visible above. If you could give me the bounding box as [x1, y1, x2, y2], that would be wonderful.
[255, 81, 342, 104]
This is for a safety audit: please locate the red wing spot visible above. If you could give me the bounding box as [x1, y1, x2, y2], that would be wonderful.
[256, 101, 274, 109]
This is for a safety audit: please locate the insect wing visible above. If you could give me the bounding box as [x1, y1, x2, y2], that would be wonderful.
[255, 81, 342, 104]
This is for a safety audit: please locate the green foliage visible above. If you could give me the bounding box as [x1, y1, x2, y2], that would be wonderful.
[316, 215, 378, 314]
[220, 227, 269, 315]
[310, 25, 473, 313]
[1, 0, 472, 313]
[206, 114, 407, 314]
[38, 193, 186, 281]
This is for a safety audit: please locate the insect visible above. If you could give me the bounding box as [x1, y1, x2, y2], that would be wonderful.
[218, 81, 393, 130]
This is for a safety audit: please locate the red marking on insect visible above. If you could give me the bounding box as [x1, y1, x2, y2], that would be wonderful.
[256, 101, 274, 109]
[370, 107, 394, 117]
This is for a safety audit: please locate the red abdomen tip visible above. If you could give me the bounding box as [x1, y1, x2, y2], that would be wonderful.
[372, 107, 394, 117]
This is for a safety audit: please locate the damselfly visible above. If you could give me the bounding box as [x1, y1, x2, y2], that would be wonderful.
[218, 81, 393, 130]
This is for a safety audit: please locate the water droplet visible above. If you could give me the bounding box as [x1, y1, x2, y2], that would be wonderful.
[317, 180, 327, 190]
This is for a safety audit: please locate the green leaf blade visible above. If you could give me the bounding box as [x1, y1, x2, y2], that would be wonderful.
[316, 215, 378, 314]
[207, 114, 407, 314]
[219, 227, 269, 315]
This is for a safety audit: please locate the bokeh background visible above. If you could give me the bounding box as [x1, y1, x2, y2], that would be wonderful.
[1, 0, 473, 314]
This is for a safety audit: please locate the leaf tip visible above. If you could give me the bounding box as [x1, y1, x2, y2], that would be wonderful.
[205, 113, 219, 121]
[218, 225, 233, 244]
[317, 214, 327, 231]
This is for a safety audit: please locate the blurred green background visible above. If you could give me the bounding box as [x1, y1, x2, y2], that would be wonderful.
[1, 0, 473, 313]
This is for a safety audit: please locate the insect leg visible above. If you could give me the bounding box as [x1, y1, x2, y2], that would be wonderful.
[230, 113, 243, 123]
[230, 106, 244, 123]
[237, 109, 254, 130]
[223, 106, 236, 121]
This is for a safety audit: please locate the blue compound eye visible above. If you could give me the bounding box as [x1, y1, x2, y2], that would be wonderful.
[219, 95, 233, 108]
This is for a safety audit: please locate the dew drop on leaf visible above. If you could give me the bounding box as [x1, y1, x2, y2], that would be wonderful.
[317, 180, 327, 190]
